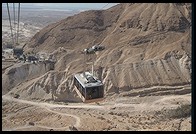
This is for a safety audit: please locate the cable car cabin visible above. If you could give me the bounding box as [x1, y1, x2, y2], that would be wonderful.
[73, 72, 104, 102]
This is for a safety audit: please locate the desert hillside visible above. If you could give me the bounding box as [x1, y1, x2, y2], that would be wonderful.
[2, 3, 192, 131]
[3, 3, 192, 101]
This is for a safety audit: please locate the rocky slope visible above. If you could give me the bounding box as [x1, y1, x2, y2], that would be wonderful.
[3, 3, 192, 101]
[2, 62, 55, 95]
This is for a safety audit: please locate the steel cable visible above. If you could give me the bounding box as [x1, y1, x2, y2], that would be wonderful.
[13, 3, 16, 45]
[101, 3, 110, 9]
[16, 3, 20, 44]
[6, 3, 15, 46]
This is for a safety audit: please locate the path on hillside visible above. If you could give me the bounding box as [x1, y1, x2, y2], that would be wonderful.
[2, 95, 87, 131]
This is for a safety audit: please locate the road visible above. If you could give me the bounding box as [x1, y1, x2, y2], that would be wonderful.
[2, 95, 104, 131]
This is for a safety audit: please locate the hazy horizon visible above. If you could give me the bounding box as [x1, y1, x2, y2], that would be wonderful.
[2, 3, 119, 11]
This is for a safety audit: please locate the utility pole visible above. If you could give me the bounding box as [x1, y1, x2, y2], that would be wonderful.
[92, 60, 94, 76]
[83, 45, 105, 77]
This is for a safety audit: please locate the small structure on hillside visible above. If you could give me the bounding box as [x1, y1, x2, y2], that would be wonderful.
[13, 44, 26, 59]
[13, 48, 23, 58]
[27, 55, 38, 63]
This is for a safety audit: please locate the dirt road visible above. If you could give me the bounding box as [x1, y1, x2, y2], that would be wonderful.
[2, 95, 86, 131]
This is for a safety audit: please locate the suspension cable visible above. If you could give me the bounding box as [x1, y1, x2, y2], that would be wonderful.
[89, 3, 110, 45]
[101, 3, 110, 10]
[16, 3, 20, 45]
[6, 3, 15, 46]
[13, 3, 16, 46]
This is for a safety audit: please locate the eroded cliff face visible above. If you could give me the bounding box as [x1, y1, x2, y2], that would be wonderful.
[2, 62, 55, 95]
[102, 54, 191, 92]
[3, 3, 191, 101]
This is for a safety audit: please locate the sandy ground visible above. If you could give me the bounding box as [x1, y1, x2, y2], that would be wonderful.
[2, 93, 191, 131]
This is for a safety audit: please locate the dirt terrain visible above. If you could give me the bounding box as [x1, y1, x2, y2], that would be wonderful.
[2, 3, 192, 131]
[2, 93, 191, 131]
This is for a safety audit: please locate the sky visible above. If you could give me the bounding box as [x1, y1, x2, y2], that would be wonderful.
[2, 3, 119, 11]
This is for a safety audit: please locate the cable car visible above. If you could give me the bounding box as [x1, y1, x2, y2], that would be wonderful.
[73, 72, 104, 102]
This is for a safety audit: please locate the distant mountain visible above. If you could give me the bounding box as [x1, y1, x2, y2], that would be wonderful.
[2, 3, 118, 12]
[2, 3, 42, 10]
